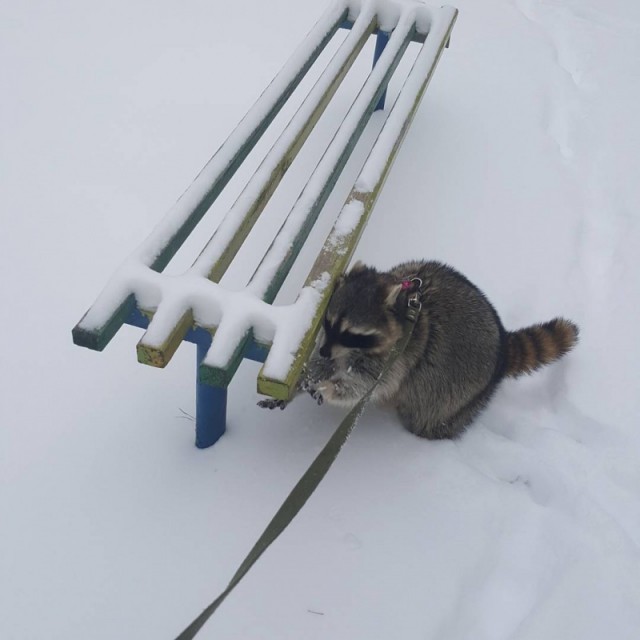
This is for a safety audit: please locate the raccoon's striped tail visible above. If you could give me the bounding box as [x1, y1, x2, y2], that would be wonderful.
[505, 318, 579, 378]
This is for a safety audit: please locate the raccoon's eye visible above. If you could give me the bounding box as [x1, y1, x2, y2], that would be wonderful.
[339, 331, 379, 349]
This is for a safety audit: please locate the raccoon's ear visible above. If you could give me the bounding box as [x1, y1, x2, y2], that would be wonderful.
[385, 283, 403, 307]
[348, 260, 367, 274]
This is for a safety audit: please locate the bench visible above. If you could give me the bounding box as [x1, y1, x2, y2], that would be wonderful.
[72, 0, 458, 448]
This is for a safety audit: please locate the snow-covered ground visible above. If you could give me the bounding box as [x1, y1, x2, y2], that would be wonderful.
[2, 0, 639, 638]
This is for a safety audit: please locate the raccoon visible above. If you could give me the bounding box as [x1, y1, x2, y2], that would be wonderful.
[261, 260, 579, 440]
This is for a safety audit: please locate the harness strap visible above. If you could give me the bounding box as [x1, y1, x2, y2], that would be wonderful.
[175, 308, 420, 639]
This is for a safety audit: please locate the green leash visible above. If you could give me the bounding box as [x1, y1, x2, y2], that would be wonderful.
[175, 287, 422, 639]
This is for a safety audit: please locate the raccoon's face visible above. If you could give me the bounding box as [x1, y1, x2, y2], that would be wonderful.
[319, 262, 404, 360]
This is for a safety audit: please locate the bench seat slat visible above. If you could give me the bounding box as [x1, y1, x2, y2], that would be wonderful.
[247, 14, 417, 303]
[72, 2, 347, 351]
[71, 1, 459, 449]
[199, 11, 418, 386]
[257, 6, 459, 398]
[136, 8, 378, 368]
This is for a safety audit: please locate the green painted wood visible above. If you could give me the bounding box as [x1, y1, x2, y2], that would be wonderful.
[136, 16, 375, 369]
[74, 5, 459, 408]
[71, 9, 346, 353]
[341, 20, 429, 43]
[257, 194, 369, 399]
[72, 294, 136, 352]
[200, 25, 416, 388]
[204, 17, 376, 285]
[258, 11, 459, 399]
[197, 330, 273, 387]
[149, 10, 348, 275]
[198, 334, 247, 387]
[257, 26, 415, 306]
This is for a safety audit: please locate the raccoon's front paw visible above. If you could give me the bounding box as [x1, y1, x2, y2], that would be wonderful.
[257, 398, 288, 410]
[300, 377, 324, 406]
[319, 379, 346, 403]
[307, 379, 350, 405]
[315, 379, 361, 408]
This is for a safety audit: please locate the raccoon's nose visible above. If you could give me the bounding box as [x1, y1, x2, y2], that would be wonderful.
[319, 343, 332, 359]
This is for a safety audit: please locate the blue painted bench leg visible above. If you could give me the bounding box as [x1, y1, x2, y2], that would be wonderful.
[133, 25, 385, 449]
[195, 342, 227, 449]
[372, 31, 390, 111]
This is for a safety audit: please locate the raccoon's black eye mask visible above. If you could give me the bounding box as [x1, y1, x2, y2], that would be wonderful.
[323, 317, 379, 350]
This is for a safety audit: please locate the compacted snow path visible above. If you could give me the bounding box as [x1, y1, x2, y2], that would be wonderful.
[1, 1, 639, 638]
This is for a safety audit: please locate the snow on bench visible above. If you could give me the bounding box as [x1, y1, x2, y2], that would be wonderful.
[72, 0, 458, 447]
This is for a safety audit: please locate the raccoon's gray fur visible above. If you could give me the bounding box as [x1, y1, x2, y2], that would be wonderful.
[299, 260, 579, 439]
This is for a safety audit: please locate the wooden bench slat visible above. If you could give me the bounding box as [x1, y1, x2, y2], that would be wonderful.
[72, 2, 347, 352]
[136, 9, 378, 368]
[71, 1, 459, 449]
[257, 6, 459, 399]
[199, 13, 418, 386]
[247, 16, 417, 302]
[191, 11, 378, 284]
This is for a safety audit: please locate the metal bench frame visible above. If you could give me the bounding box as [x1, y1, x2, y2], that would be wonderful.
[72, 1, 458, 448]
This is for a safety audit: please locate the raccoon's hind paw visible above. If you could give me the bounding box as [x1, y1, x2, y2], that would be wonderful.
[257, 398, 288, 410]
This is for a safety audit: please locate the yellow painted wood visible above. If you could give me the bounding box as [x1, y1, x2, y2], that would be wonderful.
[205, 19, 375, 284]
[136, 18, 375, 369]
[256, 191, 372, 400]
[204, 22, 418, 389]
[136, 309, 195, 367]
[257, 11, 458, 399]
[72, 9, 348, 355]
